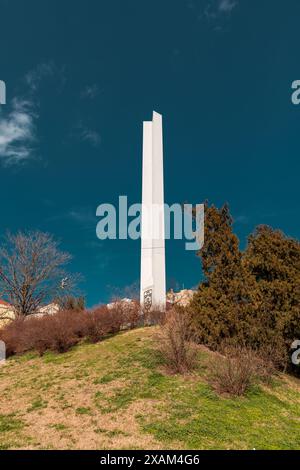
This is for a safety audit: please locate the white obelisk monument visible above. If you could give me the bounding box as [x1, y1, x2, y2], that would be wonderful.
[140, 111, 166, 311]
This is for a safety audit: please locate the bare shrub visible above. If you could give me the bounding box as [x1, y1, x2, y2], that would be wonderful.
[84, 309, 105, 344]
[122, 300, 141, 328]
[85, 305, 123, 343]
[0, 300, 167, 358]
[0, 305, 126, 357]
[0, 318, 28, 356]
[43, 311, 80, 353]
[208, 345, 276, 397]
[58, 296, 85, 311]
[143, 308, 166, 326]
[21, 311, 80, 355]
[156, 308, 196, 374]
[107, 300, 140, 329]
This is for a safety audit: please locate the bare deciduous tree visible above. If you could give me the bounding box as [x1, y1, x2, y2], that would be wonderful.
[108, 280, 140, 301]
[0, 231, 78, 318]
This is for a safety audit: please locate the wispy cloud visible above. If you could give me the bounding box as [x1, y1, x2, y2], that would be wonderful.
[202, 0, 238, 24]
[72, 122, 101, 147]
[106, 280, 140, 301]
[0, 61, 63, 166]
[47, 206, 97, 233]
[218, 0, 238, 12]
[68, 207, 97, 224]
[234, 215, 249, 225]
[25, 62, 56, 92]
[80, 127, 101, 147]
[0, 98, 36, 165]
[81, 84, 99, 100]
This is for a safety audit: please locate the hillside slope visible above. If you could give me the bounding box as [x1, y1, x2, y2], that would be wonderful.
[0, 327, 299, 450]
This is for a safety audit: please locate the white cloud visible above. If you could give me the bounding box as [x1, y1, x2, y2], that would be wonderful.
[218, 0, 237, 12]
[25, 61, 56, 92]
[74, 122, 101, 147]
[203, 0, 238, 21]
[234, 215, 249, 225]
[81, 84, 99, 100]
[68, 208, 96, 224]
[80, 128, 101, 147]
[69, 121, 101, 148]
[0, 98, 36, 165]
[47, 207, 97, 233]
[0, 61, 63, 166]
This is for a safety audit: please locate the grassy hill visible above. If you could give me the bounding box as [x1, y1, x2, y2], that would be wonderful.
[0, 326, 300, 450]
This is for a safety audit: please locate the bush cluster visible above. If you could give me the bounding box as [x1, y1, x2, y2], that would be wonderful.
[0, 302, 141, 357]
[207, 344, 276, 397]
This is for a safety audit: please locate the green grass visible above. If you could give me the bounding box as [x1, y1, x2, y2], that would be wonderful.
[139, 381, 300, 450]
[49, 423, 68, 431]
[75, 407, 92, 415]
[0, 414, 24, 433]
[27, 397, 48, 413]
[0, 327, 300, 449]
[0, 414, 27, 449]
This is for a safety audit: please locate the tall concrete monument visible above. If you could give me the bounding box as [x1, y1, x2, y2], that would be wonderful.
[140, 111, 166, 311]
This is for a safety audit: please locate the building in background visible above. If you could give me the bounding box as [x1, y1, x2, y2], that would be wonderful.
[167, 289, 195, 308]
[0, 300, 15, 327]
[0, 300, 60, 327]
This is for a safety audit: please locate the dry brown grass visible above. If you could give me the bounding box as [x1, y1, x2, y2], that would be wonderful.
[0, 327, 300, 450]
[0, 328, 166, 450]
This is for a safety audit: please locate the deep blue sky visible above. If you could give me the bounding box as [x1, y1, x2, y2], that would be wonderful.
[0, 0, 300, 306]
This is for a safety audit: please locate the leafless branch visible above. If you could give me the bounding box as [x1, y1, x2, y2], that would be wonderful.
[0, 231, 79, 317]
